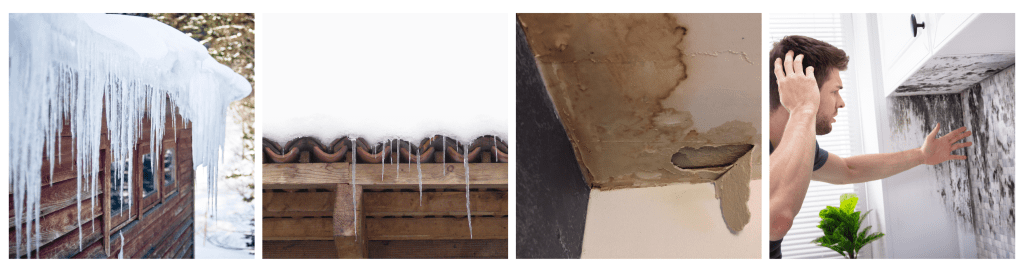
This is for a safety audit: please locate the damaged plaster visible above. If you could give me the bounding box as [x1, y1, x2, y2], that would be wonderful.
[893, 54, 1014, 95]
[518, 13, 760, 241]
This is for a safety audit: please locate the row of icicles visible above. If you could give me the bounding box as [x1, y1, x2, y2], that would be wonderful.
[265, 135, 507, 239]
[356, 136, 505, 239]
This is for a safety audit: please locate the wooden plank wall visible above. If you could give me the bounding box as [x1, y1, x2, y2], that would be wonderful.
[263, 189, 509, 259]
[9, 105, 195, 259]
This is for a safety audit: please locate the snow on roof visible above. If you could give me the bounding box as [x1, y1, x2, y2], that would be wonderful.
[9, 13, 249, 257]
[260, 13, 508, 145]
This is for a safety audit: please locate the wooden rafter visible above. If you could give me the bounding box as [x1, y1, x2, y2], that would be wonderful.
[262, 163, 508, 190]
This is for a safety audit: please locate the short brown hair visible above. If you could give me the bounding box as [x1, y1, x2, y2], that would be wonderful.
[769, 35, 849, 112]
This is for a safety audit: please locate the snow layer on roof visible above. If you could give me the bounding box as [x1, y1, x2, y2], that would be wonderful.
[9, 13, 249, 257]
[261, 13, 508, 145]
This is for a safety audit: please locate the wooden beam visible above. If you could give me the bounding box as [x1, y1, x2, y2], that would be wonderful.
[364, 191, 507, 217]
[262, 240, 337, 259]
[263, 163, 508, 190]
[262, 217, 332, 240]
[365, 217, 507, 240]
[334, 236, 365, 259]
[262, 191, 333, 218]
[333, 184, 365, 258]
[332, 184, 360, 237]
[367, 239, 508, 259]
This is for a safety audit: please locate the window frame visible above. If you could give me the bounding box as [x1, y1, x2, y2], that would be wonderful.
[138, 141, 160, 215]
[162, 100, 179, 200]
[162, 141, 178, 199]
[106, 147, 136, 234]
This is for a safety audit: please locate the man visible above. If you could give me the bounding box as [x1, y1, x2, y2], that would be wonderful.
[768, 36, 973, 259]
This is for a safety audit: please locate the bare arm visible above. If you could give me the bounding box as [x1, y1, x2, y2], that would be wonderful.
[769, 51, 820, 241]
[813, 123, 972, 185]
[812, 150, 923, 184]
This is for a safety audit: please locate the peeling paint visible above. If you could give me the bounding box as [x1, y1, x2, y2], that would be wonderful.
[894, 54, 1014, 95]
[672, 144, 754, 169]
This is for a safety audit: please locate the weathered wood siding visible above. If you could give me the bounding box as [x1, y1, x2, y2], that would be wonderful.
[9, 102, 195, 259]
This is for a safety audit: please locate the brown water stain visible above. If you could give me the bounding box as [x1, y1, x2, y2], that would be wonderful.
[519, 13, 756, 232]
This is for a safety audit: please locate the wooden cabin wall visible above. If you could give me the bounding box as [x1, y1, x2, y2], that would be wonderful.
[8, 102, 195, 259]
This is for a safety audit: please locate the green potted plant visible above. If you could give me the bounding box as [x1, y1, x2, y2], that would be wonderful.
[811, 193, 884, 259]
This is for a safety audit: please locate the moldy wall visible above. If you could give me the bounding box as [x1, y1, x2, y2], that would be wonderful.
[882, 65, 1014, 258]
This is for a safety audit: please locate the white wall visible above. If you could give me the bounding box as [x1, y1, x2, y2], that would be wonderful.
[581, 179, 761, 258]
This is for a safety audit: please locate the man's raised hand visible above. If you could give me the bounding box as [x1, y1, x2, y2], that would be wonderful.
[774, 50, 820, 113]
[921, 123, 973, 165]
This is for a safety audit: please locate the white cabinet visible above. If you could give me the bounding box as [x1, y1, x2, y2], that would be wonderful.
[876, 13, 975, 96]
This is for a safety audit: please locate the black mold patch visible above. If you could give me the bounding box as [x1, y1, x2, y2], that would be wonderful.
[894, 54, 1014, 95]
[962, 65, 1015, 258]
[890, 93, 972, 224]
[890, 65, 1015, 258]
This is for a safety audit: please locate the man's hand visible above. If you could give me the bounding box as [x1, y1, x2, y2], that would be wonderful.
[921, 123, 973, 165]
[774, 50, 820, 113]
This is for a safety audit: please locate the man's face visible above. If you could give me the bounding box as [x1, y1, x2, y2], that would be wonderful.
[816, 68, 845, 135]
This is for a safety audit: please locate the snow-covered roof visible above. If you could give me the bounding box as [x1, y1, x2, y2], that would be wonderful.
[9, 13, 250, 257]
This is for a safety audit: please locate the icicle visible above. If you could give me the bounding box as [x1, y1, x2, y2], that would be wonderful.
[128, 158, 133, 218]
[118, 232, 125, 259]
[380, 142, 384, 182]
[91, 170, 96, 233]
[464, 145, 473, 239]
[494, 136, 498, 161]
[34, 181, 41, 259]
[15, 171, 22, 258]
[417, 144, 423, 206]
[442, 137, 446, 176]
[351, 139, 358, 237]
[77, 167, 83, 251]
[395, 139, 400, 177]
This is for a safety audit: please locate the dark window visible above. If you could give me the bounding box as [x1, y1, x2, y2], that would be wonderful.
[110, 161, 129, 216]
[164, 149, 175, 187]
[142, 153, 155, 197]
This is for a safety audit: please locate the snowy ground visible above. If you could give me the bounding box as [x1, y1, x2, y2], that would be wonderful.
[194, 108, 255, 259]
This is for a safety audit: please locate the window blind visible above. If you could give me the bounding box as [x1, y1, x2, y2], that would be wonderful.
[769, 13, 867, 259]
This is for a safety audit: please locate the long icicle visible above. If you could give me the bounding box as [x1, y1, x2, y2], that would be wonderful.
[417, 143, 423, 206]
[34, 179, 41, 258]
[118, 231, 125, 259]
[15, 171, 22, 258]
[442, 137, 446, 176]
[395, 139, 400, 178]
[464, 145, 473, 239]
[76, 164, 82, 251]
[351, 138, 358, 238]
[380, 142, 385, 182]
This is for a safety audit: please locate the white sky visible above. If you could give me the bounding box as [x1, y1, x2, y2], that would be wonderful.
[261, 13, 508, 144]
